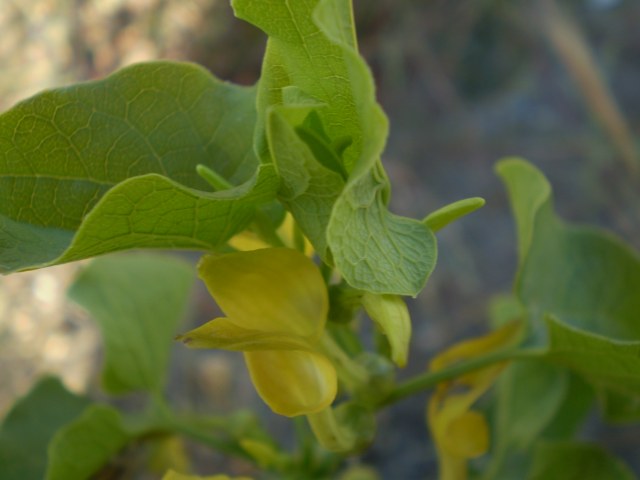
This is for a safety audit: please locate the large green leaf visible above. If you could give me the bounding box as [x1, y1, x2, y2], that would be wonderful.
[0, 61, 277, 273]
[68, 253, 194, 395]
[0, 377, 91, 480]
[234, 0, 437, 295]
[497, 157, 640, 340]
[498, 158, 640, 422]
[528, 442, 636, 480]
[46, 405, 129, 480]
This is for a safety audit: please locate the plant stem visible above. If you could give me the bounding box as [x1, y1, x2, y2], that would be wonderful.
[320, 333, 369, 392]
[196, 164, 234, 190]
[306, 407, 356, 453]
[376, 347, 544, 408]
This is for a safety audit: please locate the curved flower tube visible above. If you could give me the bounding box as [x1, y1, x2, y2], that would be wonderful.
[178, 248, 336, 417]
[427, 321, 523, 480]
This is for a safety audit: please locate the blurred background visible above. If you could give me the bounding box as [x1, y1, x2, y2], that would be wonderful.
[1, 0, 639, 477]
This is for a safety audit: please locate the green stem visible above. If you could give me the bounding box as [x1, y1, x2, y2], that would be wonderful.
[196, 164, 234, 190]
[376, 347, 544, 408]
[306, 407, 357, 453]
[320, 334, 369, 392]
[126, 397, 252, 460]
[320, 261, 334, 284]
[292, 221, 307, 253]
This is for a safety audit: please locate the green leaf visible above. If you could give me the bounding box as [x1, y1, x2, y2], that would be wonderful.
[484, 361, 569, 479]
[361, 293, 411, 367]
[295, 110, 348, 180]
[538, 373, 594, 441]
[46, 405, 129, 480]
[0, 61, 275, 273]
[68, 253, 194, 394]
[234, 0, 437, 295]
[528, 442, 636, 480]
[496, 158, 551, 268]
[233, 0, 385, 173]
[423, 197, 485, 232]
[499, 158, 640, 422]
[495, 361, 569, 450]
[328, 167, 437, 295]
[55, 165, 276, 265]
[0, 377, 91, 480]
[544, 316, 640, 422]
[497, 157, 640, 340]
[267, 109, 343, 255]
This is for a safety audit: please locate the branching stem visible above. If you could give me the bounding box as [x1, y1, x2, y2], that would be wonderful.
[376, 347, 545, 408]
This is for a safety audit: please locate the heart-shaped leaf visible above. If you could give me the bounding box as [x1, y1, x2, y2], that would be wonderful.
[0, 61, 276, 272]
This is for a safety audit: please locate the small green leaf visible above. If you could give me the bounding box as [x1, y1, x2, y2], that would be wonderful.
[423, 197, 485, 232]
[528, 442, 636, 480]
[496, 157, 551, 267]
[0, 377, 90, 480]
[233, 0, 386, 173]
[295, 111, 348, 180]
[46, 405, 129, 480]
[0, 61, 271, 273]
[361, 293, 411, 367]
[328, 168, 437, 296]
[68, 253, 194, 394]
[267, 109, 343, 255]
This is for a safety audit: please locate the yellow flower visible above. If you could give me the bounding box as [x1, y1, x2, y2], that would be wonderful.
[228, 212, 313, 255]
[427, 321, 523, 480]
[179, 248, 336, 417]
